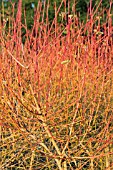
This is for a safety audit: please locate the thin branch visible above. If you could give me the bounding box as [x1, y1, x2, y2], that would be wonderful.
[7, 49, 30, 69]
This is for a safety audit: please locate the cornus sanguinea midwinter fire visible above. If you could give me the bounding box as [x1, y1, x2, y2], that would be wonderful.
[0, 0, 113, 169]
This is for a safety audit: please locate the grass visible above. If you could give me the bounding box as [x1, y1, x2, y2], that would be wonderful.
[0, 0, 113, 169]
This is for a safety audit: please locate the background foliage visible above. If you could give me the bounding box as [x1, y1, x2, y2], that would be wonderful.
[0, 0, 112, 29]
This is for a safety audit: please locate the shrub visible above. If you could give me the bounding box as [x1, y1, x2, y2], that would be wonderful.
[0, 0, 113, 169]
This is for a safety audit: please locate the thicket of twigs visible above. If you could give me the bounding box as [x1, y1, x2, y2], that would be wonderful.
[0, 0, 113, 169]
